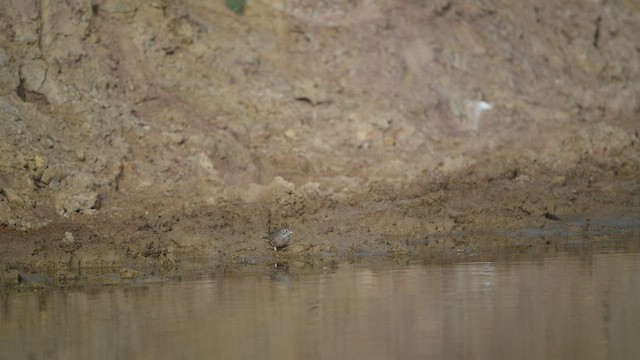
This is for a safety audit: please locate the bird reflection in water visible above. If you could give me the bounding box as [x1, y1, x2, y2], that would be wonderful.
[270, 262, 292, 284]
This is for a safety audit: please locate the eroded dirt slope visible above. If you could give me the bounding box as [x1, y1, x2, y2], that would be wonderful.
[0, 0, 639, 279]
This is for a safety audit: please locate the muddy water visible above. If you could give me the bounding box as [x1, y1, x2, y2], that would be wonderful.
[2, 243, 640, 360]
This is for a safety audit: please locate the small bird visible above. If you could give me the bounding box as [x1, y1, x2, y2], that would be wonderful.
[265, 228, 293, 257]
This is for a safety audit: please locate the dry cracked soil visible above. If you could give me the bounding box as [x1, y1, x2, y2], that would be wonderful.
[0, 0, 639, 285]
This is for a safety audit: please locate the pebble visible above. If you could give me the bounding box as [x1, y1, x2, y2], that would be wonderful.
[63, 231, 75, 244]
[1, 187, 25, 207]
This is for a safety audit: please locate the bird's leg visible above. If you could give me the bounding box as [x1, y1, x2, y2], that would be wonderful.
[274, 247, 279, 267]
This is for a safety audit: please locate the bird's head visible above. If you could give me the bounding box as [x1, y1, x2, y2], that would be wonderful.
[280, 228, 293, 239]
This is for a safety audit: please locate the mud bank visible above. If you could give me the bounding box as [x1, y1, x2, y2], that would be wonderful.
[2, 221, 639, 288]
[1, 172, 638, 286]
[1, 0, 639, 284]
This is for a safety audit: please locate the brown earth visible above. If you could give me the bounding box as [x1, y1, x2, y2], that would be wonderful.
[1, 0, 639, 285]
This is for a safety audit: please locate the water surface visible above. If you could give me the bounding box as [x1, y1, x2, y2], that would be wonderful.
[2, 242, 639, 359]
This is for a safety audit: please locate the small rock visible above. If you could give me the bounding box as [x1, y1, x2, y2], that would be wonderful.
[168, 132, 186, 145]
[14, 25, 38, 44]
[28, 154, 47, 172]
[1, 187, 25, 207]
[20, 59, 48, 92]
[57, 192, 100, 215]
[372, 117, 391, 131]
[63, 231, 75, 244]
[76, 149, 86, 161]
[284, 129, 296, 139]
[119, 267, 142, 279]
[40, 166, 63, 186]
[0, 47, 8, 65]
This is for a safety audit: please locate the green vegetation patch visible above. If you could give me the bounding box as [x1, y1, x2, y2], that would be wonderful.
[225, 0, 246, 15]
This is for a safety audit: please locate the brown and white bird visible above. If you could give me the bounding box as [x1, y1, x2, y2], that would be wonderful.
[265, 228, 293, 257]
